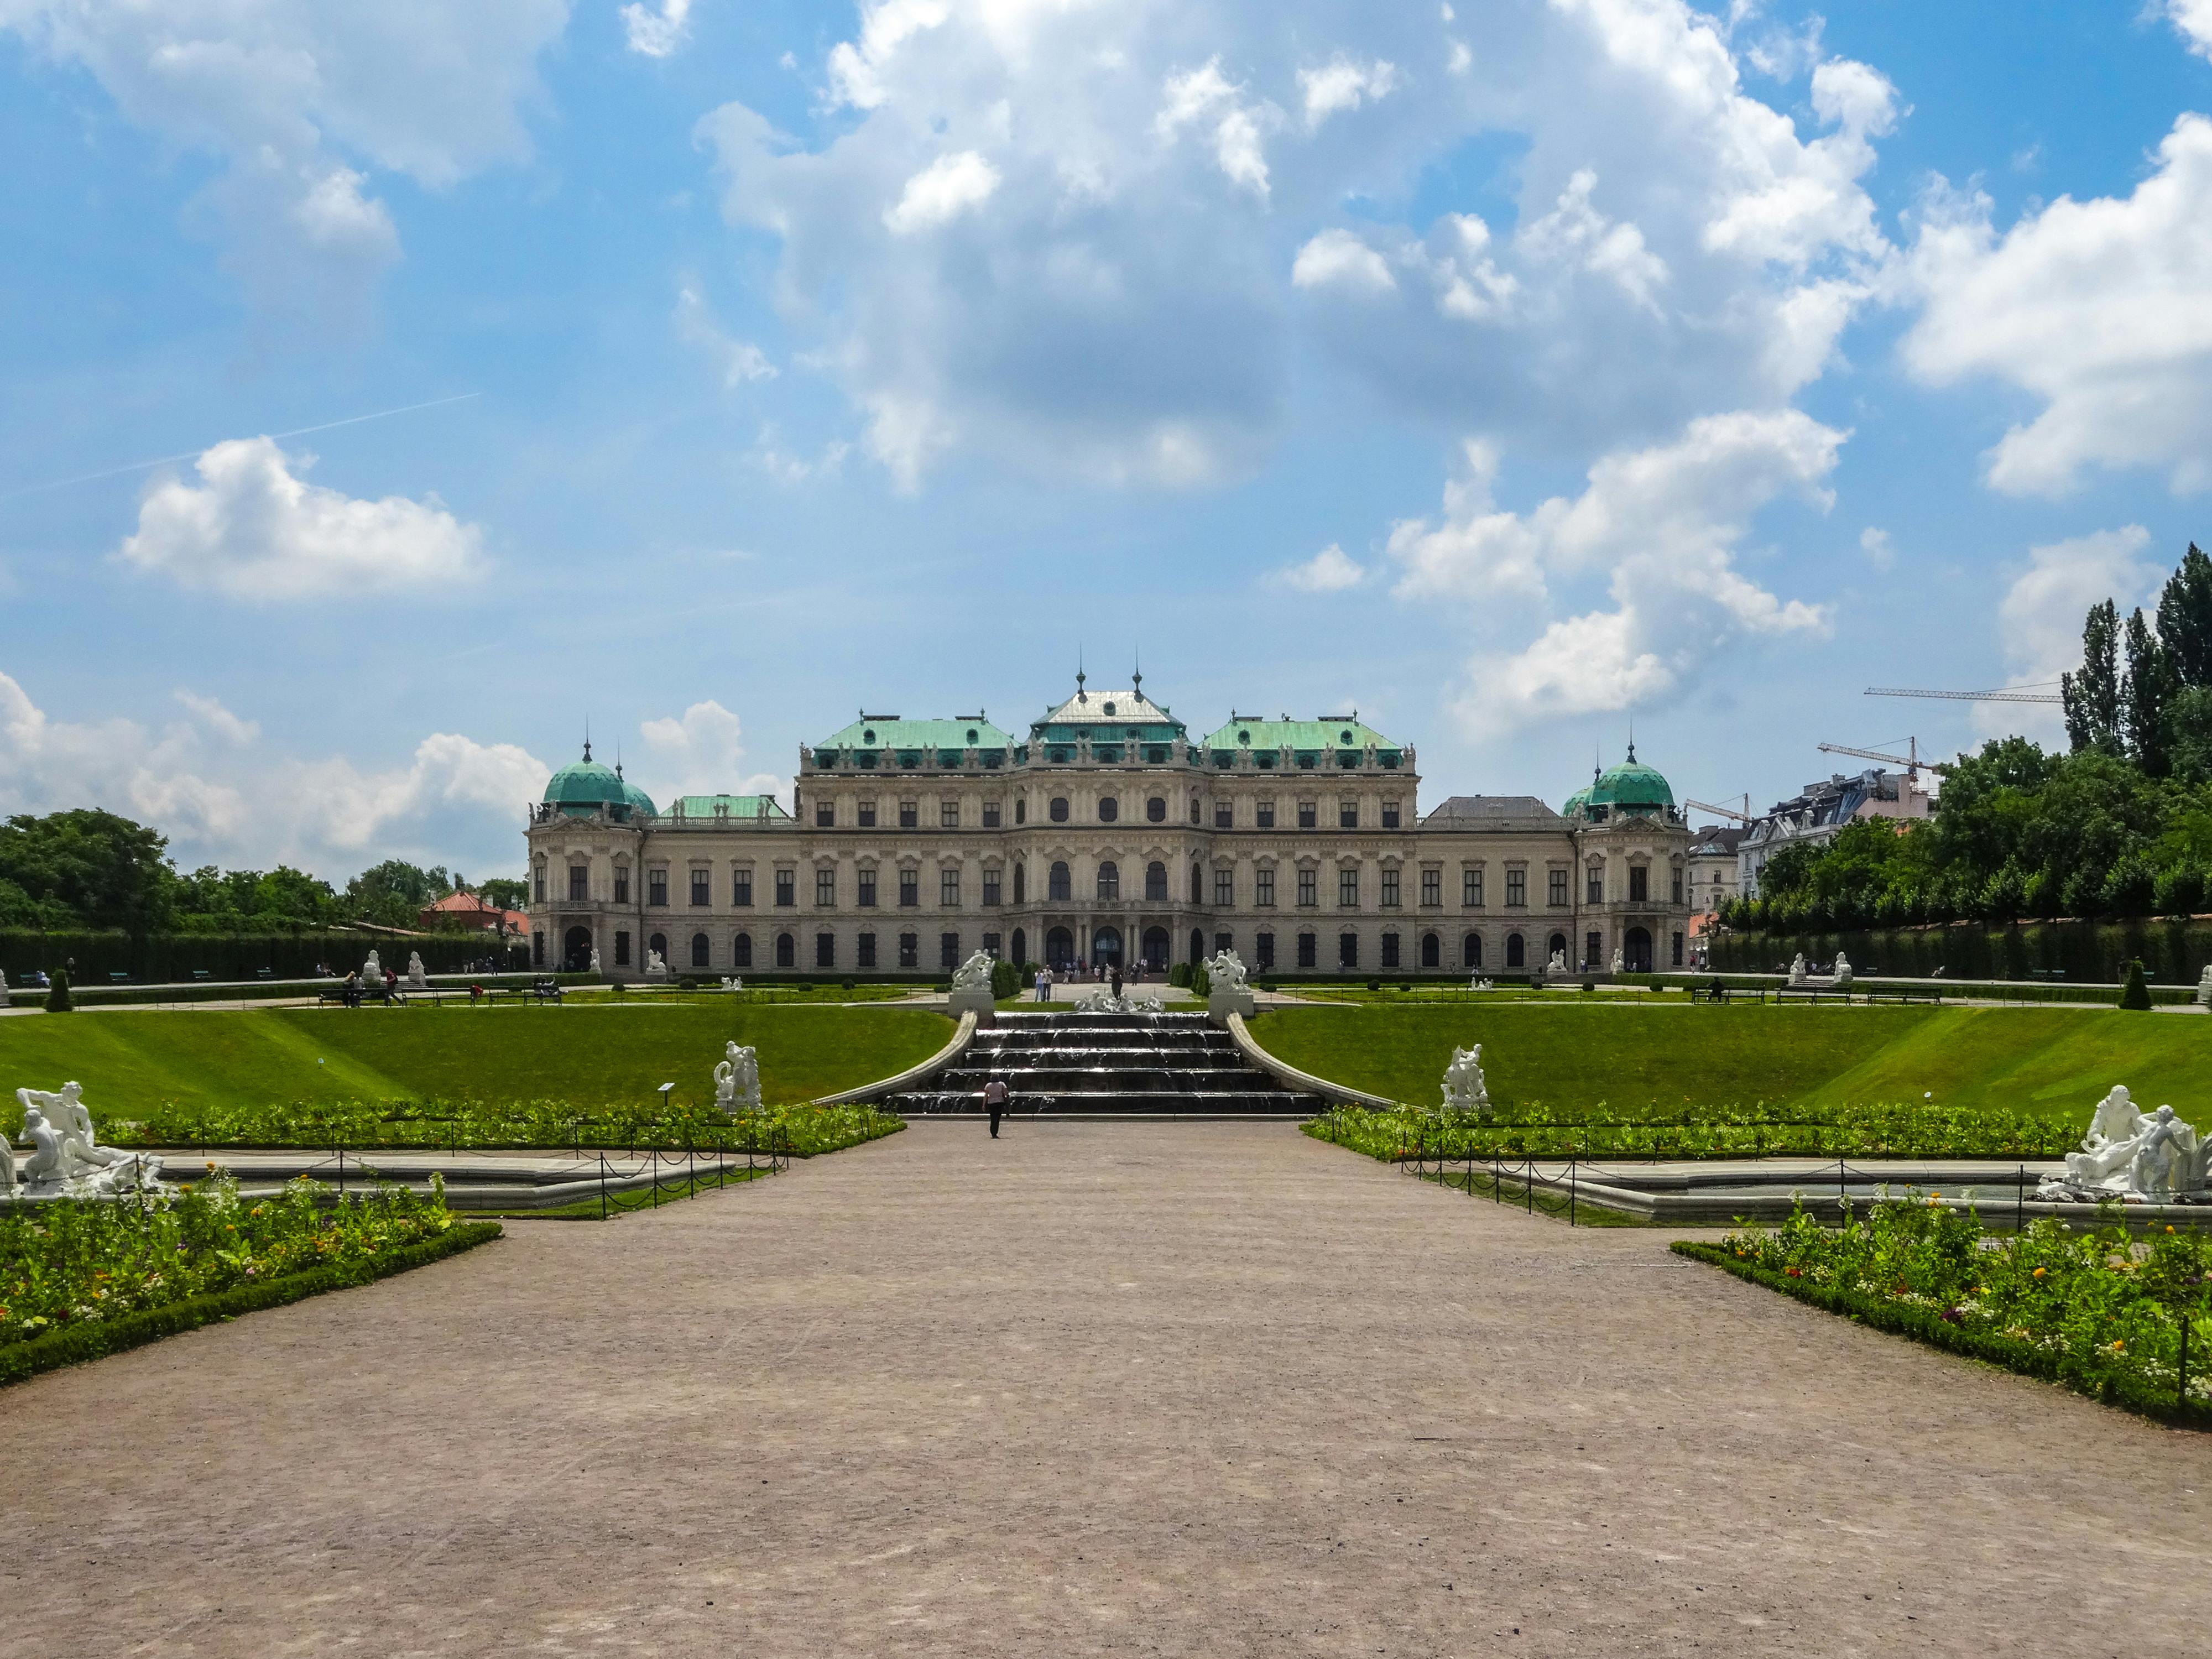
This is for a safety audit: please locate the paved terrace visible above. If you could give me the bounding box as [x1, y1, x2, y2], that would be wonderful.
[6, 1121, 2208, 1656]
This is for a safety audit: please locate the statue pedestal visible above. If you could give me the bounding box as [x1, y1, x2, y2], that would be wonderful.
[1208, 986, 1255, 1025]
[947, 984, 998, 1024]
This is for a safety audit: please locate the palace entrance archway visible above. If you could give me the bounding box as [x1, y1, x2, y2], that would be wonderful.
[1045, 926, 1074, 968]
[562, 926, 593, 972]
[1142, 926, 1170, 970]
[1624, 926, 1653, 974]
[1092, 926, 1123, 967]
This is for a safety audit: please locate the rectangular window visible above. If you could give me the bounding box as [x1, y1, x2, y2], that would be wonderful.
[1297, 801, 1317, 830]
[1297, 932, 1317, 968]
[1505, 868, 1527, 907]
[1421, 868, 1440, 907]
[899, 801, 918, 828]
[1381, 869, 1400, 908]
[1463, 868, 1481, 907]
[1256, 868, 1276, 907]
[983, 931, 1001, 958]
[983, 802, 1001, 828]
[1215, 803, 1233, 828]
[774, 870, 795, 907]
[940, 932, 959, 969]
[815, 802, 834, 827]
[568, 866, 588, 901]
[1214, 931, 1233, 955]
[1339, 800, 1358, 829]
[1297, 867, 1317, 907]
[1339, 867, 1359, 908]
[533, 873, 545, 902]
[941, 800, 959, 828]
[1587, 867, 1604, 905]
[858, 932, 877, 968]
[1548, 870, 1568, 908]
[898, 932, 918, 969]
[732, 869, 752, 907]
[983, 869, 1001, 907]
[614, 931, 630, 967]
[1672, 931, 1684, 966]
[1255, 931, 1275, 968]
[649, 871, 668, 907]
[691, 870, 712, 907]
[1339, 932, 1359, 968]
[1381, 803, 1401, 830]
[1671, 868, 1684, 904]
[858, 869, 878, 907]
[1587, 931, 1603, 968]
[1381, 932, 1400, 968]
[1215, 868, 1234, 906]
[614, 870, 630, 904]
[899, 869, 919, 907]
[941, 868, 960, 907]
[859, 801, 878, 828]
[1630, 865, 1649, 902]
[1256, 801, 1275, 828]
[815, 932, 836, 968]
[816, 869, 836, 907]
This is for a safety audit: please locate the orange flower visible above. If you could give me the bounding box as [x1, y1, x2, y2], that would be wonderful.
[2032, 1267, 2046, 1278]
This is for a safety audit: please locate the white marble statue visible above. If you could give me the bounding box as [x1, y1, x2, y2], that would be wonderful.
[405, 952, 429, 989]
[361, 949, 384, 985]
[2197, 964, 2212, 1009]
[2041, 1084, 2212, 1202]
[1610, 948, 1624, 976]
[644, 948, 669, 980]
[589, 946, 603, 974]
[719, 976, 744, 992]
[1204, 949, 1249, 993]
[1788, 953, 1808, 986]
[12, 1083, 163, 1197]
[713, 1042, 762, 1117]
[1072, 986, 1137, 1013]
[951, 950, 997, 994]
[1833, 952, 1853, 988]
[1440, 1045, 1493, 1119]
[1545, 947, 1568, 975]
[1470, 977, 1494, 993]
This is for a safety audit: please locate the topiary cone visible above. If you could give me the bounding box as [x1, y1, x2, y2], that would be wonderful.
[44, 968, 72, 1013]
[2119, 958, 2152, 1011]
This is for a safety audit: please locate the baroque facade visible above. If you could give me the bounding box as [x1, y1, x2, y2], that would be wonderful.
[524, 677, 1694, 980]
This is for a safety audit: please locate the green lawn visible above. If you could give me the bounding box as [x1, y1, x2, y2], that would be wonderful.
[0, 1003, 951, 1118]
[1251, 1003, 2211, 1121]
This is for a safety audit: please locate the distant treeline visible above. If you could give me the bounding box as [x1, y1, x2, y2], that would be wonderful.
[1708, 918, 2212, 986]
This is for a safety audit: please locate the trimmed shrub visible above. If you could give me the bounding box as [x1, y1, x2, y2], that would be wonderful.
[989, 959, 1020, 1000]
[43, 968, 70, 1013]
[1168, 962, 1193, 988]
[2120, 958, 2153, 1010]
[1192, 963, 1212, 999]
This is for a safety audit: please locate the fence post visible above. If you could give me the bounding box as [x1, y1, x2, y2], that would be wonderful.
[600, 1152, 608, 1221]
[1525, 1157, 1533, 1215]
[2017, 1164, 2025, 1234]
[1569, 1154, 1576, 1227]
[2179, 1306, 2190, 1416]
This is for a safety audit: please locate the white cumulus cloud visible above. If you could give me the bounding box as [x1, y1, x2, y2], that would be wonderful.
[119, 438, 484, 601]
[675, 278, 776, 386]
[622, 0, 694, 58]
[1277, 543, 1366, 591]
[884, 150, 1002, 233]
[637, 700, 784, 801]
[1982, 525, 2161, 740]
[2168, 1, 2212, 59]
[1298, 54, 1399, 127]
[1292, 228, 1396, 293]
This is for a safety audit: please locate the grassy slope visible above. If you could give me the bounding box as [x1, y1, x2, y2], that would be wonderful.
[1251, 1004, 2210, 1119]
[0, 1004, 951, 1114]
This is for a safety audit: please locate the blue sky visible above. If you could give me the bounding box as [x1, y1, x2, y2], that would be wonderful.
[4, 1, 2211, 882]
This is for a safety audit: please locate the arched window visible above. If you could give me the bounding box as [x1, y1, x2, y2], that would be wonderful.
[1147, 796, 1167, 822]
[1015, 797, 1027, 824]
[1050, 796, 1070, 822]
[733, 932, 753, 968]
[648, 932, 668, 964]
[1048, 861, 1072, 901]
[1097, 860, 1120, 900]
[1011, 927, 1027, 966]
[1421, 932, 1440, 968]
[1190, 927, 1204, 964]
[1505, 932, 1524, 968]
[1190, 863, 1203, 902]
[1145, 860, 1168, 900]
[1462, 932, 1481, 969]
[1013, 862, 1027, 903]
[691, 932, 710, 968]
[775, 932, 795, 968]
[1189, 796, 1201, 825]
[1098, 796, 1118, 823]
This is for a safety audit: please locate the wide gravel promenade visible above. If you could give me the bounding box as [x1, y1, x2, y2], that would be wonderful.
[7, 1120, 2209, 1656]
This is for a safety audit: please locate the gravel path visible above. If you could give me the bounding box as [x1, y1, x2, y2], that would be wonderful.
[6, 1119, 2208, 1656]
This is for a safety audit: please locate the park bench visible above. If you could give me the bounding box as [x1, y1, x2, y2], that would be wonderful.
[108, 971, 131, 984]
[191, 969, 211, 982]
[255, 967, 273, 979]
[531, 977, 564, 1004]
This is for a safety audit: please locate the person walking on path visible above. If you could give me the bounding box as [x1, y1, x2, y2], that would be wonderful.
[1039, 964, 1054, 1003]
[983, 1076, 1009, 1138]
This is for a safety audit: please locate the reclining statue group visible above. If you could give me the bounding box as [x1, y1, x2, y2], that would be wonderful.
[3, 1082, 163, 1198]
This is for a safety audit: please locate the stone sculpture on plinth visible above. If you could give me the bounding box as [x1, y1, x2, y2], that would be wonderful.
[2197, 964, 2212, 1009]
[1206, 948, 1255, 1020]
[589, 946, 603, 975]
[1788, 953, 1808, 986]
[405, 952, 429, 989]
[361, 949, 384, 986]
[1610, 948, 1624, 976]
[712, 1042, 761, 1117]
[1833, 952, 1853, 988]
[1440, 1045, 1492, 1119]
[644, 949, 669, 980]
[947, 949, 1000, 1019]
[1545, 947, 1568, 976]
[9, 1082, 163, 1197]
[2038, 1084, 2211, 1203]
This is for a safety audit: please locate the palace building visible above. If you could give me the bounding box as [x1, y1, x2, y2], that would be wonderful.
[523, 675, 1694, 980]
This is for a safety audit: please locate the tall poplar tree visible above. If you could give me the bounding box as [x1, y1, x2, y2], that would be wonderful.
[2120, 606, 2170, 775]
[2157, 542, 2212, 689]
[2062, 598, 2122, 753]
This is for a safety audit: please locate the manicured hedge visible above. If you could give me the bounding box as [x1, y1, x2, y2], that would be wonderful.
[0, 1219, 501, 1389]
[0, 930, 524, 988]
[1672, 1240, 2209, 1428]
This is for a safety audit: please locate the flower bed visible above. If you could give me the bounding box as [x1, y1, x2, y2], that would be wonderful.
[1677, 1198, 2212, 1423]
[93, 1099, 906, 1157]
[1, 1173, 498, 1386]
[1303, 1099, 2081, 1162]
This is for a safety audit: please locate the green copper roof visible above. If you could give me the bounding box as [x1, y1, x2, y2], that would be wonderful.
[1196, 714, 1399, 753]
[1586, 747, 1675, 812]
[816, 714, 1013, 751]
[674, 794, 788, 820]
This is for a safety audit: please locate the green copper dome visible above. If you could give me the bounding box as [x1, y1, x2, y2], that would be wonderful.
[1586, 745, 1674, 815]
[542, 745, 654, 817]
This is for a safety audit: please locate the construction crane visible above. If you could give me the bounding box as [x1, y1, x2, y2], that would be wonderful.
[1865, 684, 2063, 704]
[1817, 738, 1949, 779]
[1685, 795, 1753, 823]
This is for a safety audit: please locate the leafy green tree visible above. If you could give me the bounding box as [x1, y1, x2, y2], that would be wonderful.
[2062, 599, 2122, 753]
[2157, 542, 2212, 690]
[2120, 606, 2171, 774]
[342, 860, 455, 928]
[0, 810, 175, 932]
[2119, 958, 2152, 1010]
[2165, 685, 2212, 786]
[476, 877, 528, 912]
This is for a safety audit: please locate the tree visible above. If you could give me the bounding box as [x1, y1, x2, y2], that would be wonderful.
[2166, 685, 2212, 786]
[476, 877, 528, 912]
[44, 966, 71, 1013]
[2157, 542, 2212, 690]
[343, 860, 454, 928]
[2119, 958, 2152, 1011]
[2063, 599, 2122, 753]
[0, 810, 175, 933]
[2120, 606, 2171, 775]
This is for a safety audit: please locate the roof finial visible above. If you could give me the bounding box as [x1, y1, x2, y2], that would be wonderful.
[1076, 645, 1086, 702]
[583, 717, 592, 764]
[1131, 645, 1141, 694]
[1627, 717, 1636, 765]
[615, 739, 624, 780]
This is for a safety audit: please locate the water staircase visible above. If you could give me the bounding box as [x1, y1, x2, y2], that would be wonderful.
[885, 1009, 1323, 1117]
